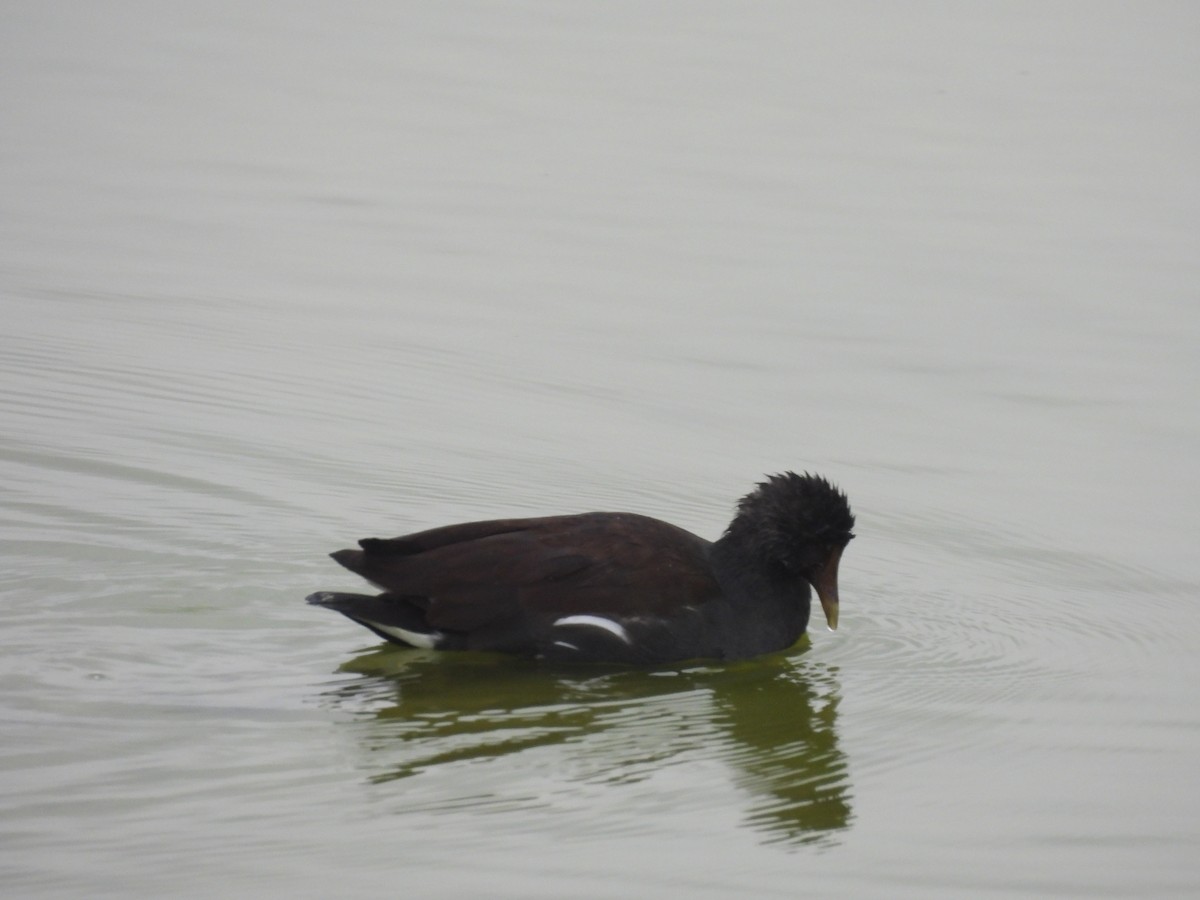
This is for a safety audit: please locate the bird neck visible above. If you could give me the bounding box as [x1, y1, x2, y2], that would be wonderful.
[709, 536, 806, 608]
[706, 535, 813, 655]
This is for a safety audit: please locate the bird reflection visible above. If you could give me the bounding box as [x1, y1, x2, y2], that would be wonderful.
[319, 642, 851, 847]
[708, 660, 849, 845]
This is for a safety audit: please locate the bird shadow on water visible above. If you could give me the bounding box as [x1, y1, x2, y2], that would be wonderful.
[317, 640, 852, 848]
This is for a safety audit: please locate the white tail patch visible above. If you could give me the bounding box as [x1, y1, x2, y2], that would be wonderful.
[364, 620, 441, 649]
[553, 614, 631, 644]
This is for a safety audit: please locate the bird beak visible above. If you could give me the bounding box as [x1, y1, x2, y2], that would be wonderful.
[811, 545, 844, 631]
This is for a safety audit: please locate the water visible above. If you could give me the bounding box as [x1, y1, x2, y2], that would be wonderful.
[3, 3, 1199, 897]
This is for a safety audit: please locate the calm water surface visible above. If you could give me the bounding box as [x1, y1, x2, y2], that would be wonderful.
[2, 3, 1198, 897]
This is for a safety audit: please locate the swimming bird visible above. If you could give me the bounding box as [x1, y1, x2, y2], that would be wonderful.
[307, 472, 854, 665]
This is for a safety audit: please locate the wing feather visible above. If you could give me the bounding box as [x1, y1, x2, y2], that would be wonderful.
[330, 512, 720, 639]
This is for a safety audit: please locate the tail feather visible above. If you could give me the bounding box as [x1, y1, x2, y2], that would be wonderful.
[306, 591, 442, 648]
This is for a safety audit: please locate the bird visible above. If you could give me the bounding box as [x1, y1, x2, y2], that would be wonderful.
[307, 471, 854, 665]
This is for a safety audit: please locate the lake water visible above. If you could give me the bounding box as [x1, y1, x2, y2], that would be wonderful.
[3, 3, 1198, 897]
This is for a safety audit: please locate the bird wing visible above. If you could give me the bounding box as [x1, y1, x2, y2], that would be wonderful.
[330, 513, 720, 636]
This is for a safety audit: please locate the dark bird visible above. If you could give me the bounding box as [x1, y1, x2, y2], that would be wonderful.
[307, 472, 854, 665]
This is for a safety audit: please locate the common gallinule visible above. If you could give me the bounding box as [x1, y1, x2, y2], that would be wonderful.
[308, 472, 854, 664]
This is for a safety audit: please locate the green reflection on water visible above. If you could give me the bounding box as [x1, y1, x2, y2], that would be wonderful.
[320, 640, 850, 848]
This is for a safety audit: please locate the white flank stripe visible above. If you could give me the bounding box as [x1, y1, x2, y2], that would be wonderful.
[366, 620, 441, 649]
[552, 640, 580, 651]
[552, 614, 632, 644]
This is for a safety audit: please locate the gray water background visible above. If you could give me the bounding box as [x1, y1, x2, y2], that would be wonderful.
[2, 3, 1198, 897]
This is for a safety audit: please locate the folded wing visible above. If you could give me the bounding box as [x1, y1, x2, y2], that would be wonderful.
[330, 513, 720, 643]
